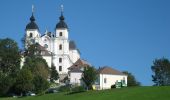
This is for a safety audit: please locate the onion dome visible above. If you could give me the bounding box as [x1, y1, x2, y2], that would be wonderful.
[25, 14, 39, 30]
[55, 14, 68, 29]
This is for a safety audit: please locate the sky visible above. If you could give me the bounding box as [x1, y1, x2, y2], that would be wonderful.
[0, 0, 170, 86]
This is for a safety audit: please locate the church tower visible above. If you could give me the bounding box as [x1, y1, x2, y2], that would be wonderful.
[53, 5, 71, 77]
[25, 5, 40, 48]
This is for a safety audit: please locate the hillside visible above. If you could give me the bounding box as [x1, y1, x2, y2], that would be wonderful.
[1, 86, 170, 100]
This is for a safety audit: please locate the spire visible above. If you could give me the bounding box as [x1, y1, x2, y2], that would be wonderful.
[59, 4, 65, 21]
[30, 5, 35, 22]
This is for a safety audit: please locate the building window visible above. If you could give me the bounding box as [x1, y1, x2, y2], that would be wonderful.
[59, 32, 62, 36]
[59, 44, 62, 50]
[59, 66, 62, 71]
[44, 44, 48, 48]
[59, 58, 62, 63]
[104, 78, 107, 83]
[29, 33, 33, 38]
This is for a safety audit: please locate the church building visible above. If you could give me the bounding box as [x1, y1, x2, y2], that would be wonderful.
[24, 5, 81, 81]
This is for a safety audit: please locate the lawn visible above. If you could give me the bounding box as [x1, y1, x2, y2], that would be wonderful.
[1, 86, 170, 100]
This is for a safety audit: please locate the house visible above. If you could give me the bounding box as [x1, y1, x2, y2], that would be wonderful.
[95, 66, 127, 90]
[68, 59, 90, 86]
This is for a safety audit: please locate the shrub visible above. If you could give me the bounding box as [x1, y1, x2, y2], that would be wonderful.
[58, 85, 70, 92]
[71, 86, 85, 93]
[111, 84, 116, 89]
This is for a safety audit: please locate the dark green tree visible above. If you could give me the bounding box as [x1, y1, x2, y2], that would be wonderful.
[82, 66, 97, 90]
[33, 75, 49, 94]
[50, 64, 59, 83]
[0, 38, 21, 76]
[151, 58, 170, 86]
[14, 68, 34, 95]
[122, 71, 140, 86]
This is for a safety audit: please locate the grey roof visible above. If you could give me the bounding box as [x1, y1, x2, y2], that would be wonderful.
[69, 41, 77, 50]
[97, 66, 126, 76]
[55, 14, 68, 29]
[26, 14, 39, 30]
[68, 59, 90, 70]
[37, 44, 51, 56]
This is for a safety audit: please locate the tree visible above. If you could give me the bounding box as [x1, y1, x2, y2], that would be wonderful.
[0, 72, 14, 96]
[122, 71, 140, 86]
[0, 38, 21, 76]
[82, 66, 97, 90]
[151, 58, 170, 86]
[50, 64, 59, 83]
[33, 75, 49, 94]
[14, 68, 34, 95]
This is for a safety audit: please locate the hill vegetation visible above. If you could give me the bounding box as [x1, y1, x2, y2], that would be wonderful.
[1, 86, 170, 100]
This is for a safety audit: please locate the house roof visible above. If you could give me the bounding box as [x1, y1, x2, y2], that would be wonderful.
[68, 59, 90, 70]
[69, 68, 82, 73]
[36, 44, 52, 56]
[97, 66, 126, 76]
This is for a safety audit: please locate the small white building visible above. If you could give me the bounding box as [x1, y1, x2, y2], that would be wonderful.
[95, 66, 127, 90]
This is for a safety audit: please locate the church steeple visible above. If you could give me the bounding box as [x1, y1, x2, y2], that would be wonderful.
[55, 5, 68, 29]
[26, 5, 39, 30]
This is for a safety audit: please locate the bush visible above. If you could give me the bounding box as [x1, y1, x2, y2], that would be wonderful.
[71, 86, 85, 93]
[58, 85, 70, 92]
[111, 84, 116, 89]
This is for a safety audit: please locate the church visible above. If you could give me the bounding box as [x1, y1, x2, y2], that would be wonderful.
[22, 5, 127, 89]
[23, 5, 82, 81]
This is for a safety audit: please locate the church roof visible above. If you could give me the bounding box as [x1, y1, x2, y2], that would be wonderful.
[69, 41, 77, 50]
[36, 44, 51, 56]
[97, 66, 126, 76]
[55, 14, 68, 29]
[68, 59, 90, 70]
[26, 14, 39, 30]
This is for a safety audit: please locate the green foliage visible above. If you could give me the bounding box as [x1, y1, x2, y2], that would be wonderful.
[122, 71, 140, 86]
[82, 66, 97, 90]
[0, 38, 21, 76]
[50, 64, 59, 83]
[58, 85, 70, 92]
[0, 72, 14, 96]
[33, 75, 49, 94]
[70, 86, 85, 94]
[14, 68, 34, 94]
[151, 58, 170, 86]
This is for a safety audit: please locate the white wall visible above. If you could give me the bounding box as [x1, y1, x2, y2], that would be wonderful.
[69, 50, 80, 63]
[99, 74, 127, 90]
[70, 72, 82, 86]
[42, 56, 52, 68]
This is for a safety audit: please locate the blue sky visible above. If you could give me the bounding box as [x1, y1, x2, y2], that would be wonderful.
[0, 0, 170, 86]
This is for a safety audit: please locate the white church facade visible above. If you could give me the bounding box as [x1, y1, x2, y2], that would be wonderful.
[24, 6, 80, 78]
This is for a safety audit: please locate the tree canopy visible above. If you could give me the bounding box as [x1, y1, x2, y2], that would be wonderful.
[82, 66, 97, 90]
[122, 71, 140, 86]
[151, 58, 170, 86]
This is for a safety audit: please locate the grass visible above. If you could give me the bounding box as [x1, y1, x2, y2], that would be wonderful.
[1, 86, 170, 100]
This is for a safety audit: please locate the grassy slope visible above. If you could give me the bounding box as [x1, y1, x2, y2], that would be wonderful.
[1, 86, 170, 100]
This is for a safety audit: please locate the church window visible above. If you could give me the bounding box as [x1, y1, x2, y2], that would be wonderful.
[29, 33, 33, 38]
[44, 44, 48, 48]
[59, 32, 63, 36]
[59, 44, 62, 50]
[59, 66, 62, 71]
[59, 58, 62, 63]
[104, 78, 107, 84]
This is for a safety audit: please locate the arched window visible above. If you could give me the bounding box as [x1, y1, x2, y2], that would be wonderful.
[59, 58, 62, 63]
[44, 44, 48, 48]
[59, 32, 63, 36]
[59, 44, 62, 50]
[29, 33, 33, 38]
[59, 66, 62, 71]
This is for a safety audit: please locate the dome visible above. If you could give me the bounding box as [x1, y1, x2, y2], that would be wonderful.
[55, 14, 68, 29]
[25, 14, 39, 30]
